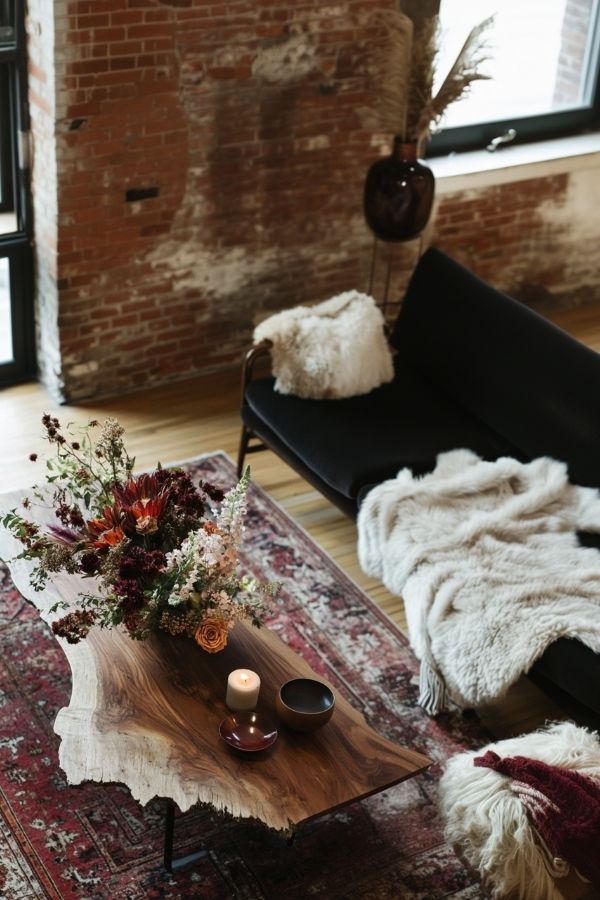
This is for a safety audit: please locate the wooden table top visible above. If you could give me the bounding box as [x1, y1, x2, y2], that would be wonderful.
[0, 494, 431, 834]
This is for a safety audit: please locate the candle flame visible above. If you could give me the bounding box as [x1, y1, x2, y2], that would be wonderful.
[241, 674, 248, 684]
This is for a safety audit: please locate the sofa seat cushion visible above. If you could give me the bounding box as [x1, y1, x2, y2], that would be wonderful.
[244, 361, 521, 499]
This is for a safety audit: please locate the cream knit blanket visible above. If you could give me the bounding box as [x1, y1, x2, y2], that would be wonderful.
[357, 449, 600, 714]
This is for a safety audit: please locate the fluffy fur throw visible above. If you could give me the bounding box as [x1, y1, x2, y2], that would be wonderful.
[439, 722, 600, 899]
[357, 449, 600, 714]
[253, 291, 394, 399]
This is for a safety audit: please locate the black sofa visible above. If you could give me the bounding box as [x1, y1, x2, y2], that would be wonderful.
[240, 247, 600, 721]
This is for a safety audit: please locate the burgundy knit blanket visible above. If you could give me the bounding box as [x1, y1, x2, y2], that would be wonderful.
[474, 750, 600, 884]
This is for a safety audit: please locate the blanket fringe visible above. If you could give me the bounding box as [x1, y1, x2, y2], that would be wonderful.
[418, 659, 447, 716]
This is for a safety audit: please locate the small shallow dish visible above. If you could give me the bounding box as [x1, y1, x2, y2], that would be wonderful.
[219, 711, 278, 752]
[276, 678, 335, 732]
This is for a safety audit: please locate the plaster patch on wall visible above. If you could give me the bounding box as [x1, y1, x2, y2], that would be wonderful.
[145, 227, 362, 310]
[313, 5, 346, 16]
[356, 109, 384, 133]
[211, 46, 254, 66]
[533, 170, 600, 295]
[536, 169, 600, 231]
[65, 361, 99, 378]
[148, 241, 279, 299]
[301, 135, 330, 151]
[252, 35, 318, 84]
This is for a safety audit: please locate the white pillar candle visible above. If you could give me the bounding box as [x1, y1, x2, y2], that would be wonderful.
[226, 669, 261, 711]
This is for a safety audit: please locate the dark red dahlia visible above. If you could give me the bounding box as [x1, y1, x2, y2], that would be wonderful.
[118, 546, 166, 581]
[52, 610, 96, 644]
[80, 551, 101, 575]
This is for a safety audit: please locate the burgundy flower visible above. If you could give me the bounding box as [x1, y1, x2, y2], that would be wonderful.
[55, 502, 71, 525]
[113, 473, 166, 508]
[199, 479, 225, 502]
[80, 551, 100, 575]
[110, 473, 170, 536]
[114, 579, 146, 611]
[52, 610, 95, 644]
[119, 546, 166, 581]
[69, 508, 85, 528]
[155, 468, 207, 513]
[29, 453, 38, 462]
[122, 610, 143, 635]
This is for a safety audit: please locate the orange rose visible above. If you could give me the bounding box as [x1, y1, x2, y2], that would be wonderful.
[194, 617, 229, 653]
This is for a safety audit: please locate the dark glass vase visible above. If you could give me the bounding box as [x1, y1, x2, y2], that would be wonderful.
[363, 139, 435, 242]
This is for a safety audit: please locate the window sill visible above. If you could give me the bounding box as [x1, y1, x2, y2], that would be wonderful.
[428, 132, 600, 193]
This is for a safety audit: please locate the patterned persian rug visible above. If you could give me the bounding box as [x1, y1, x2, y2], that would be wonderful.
[0, 453, 488, 899]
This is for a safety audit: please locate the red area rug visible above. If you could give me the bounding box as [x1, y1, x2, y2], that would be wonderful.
[0, 453, 488, 899]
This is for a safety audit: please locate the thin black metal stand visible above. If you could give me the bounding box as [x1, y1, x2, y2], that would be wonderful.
[367, 234, 425, 317]
[163, 800, 209, 873]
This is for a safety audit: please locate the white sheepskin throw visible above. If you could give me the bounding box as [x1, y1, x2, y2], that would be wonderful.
[357, 449, 600, 714]
[439, 721, 600, 899]
[253, 291, 394, 399]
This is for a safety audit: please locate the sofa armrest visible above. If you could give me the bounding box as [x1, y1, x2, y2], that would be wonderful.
[240, 340, 273, 405]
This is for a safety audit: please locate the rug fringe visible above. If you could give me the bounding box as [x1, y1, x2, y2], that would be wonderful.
[418, 659, 447, 716]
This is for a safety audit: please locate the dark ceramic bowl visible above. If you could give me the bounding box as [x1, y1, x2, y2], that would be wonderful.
[219, 711, 278, 753]
[275, 678, 335, 732]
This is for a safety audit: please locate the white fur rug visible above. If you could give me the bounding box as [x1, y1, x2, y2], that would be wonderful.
[439, 721, 600, 899]
[357, 450, 600, 713]
[253, 290, 393, 399]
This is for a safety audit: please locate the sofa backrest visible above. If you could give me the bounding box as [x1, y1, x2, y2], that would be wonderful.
[390, 247, 600, 487]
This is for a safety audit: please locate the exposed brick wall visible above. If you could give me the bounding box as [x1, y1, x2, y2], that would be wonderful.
[553, 0, 594, 107]
[27, 1, 600, 402]
[433, 175, 574, 304]
[432, 168, 600, 311]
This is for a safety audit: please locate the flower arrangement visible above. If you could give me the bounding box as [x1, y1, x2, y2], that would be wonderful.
[2, 415, 277, 650]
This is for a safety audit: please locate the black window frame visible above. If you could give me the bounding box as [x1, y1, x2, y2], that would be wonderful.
[428, 0, 600, 156]
[0, 66, 13, 212]
[0, 0, 35, 388]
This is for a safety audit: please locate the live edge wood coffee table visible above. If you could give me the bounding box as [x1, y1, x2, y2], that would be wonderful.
[1, 526, 432, 871]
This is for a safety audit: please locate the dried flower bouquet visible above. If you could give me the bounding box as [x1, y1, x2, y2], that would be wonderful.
[371, 6, 494, 149]
[2, 415, 277, 650]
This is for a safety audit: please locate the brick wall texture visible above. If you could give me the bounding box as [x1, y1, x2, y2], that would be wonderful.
[553, 0, 594, 107]
[27, 1, 600, 402]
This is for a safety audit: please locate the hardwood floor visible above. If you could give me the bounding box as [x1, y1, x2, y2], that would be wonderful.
[2, 301, 600, 739]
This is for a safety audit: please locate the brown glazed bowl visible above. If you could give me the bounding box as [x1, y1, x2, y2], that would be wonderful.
[275, 678, 335, 733]
[219, 711, 278, 752]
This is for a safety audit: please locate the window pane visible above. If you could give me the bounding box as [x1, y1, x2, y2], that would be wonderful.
[0, 256, 13, 364]
[1, 64, 16, 222]
[0, 0, 15, 45]
[436, 0, 599, 130]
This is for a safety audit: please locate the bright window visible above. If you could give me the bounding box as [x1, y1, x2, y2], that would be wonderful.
[430, 0, 600, 152]
[0, 257, 12, 364]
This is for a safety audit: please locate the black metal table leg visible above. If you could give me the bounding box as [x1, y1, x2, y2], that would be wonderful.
[163, 800, 176, 872]
[163, 799, 209, 872]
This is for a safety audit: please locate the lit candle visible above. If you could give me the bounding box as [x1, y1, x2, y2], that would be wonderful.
[226, 669, 261, 711]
